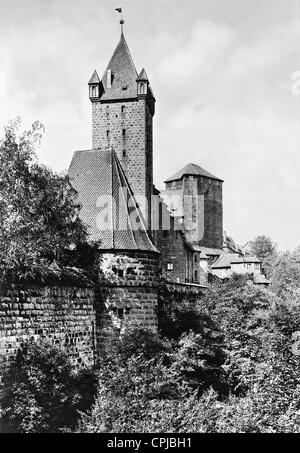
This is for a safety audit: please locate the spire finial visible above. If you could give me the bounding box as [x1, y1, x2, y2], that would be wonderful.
[115, 7, 124, 34]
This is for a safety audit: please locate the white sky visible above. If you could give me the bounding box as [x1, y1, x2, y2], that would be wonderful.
[0, 0, 299, 250]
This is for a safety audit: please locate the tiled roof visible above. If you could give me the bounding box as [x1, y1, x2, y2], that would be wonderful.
[189, 245, 224, 256]
[68, 149, 159, 253]
[164, 163, 223, 183]
[211, 254, 261, 269]
[101, 33, 138, 101]
[211, 254, 238, 269]
[231, 256, 261, 264]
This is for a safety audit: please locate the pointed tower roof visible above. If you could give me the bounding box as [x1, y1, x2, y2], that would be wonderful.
[101, 33, 138, 100]
[137, 68, 148, 81]
[164, 163, 223, 183]
[88, 70, 100, 84]
[68, 149, 159, 253]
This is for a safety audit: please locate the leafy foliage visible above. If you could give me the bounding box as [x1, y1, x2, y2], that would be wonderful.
[77, 272, 300, 433]
[3, 340, 97, 433]
[0, 118, 91, 283]
[271, 247, 300, 298]
[249, 235, 278, 278]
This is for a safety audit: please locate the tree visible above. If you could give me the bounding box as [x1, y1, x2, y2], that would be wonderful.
[3, 340, 97, 433]
[0, 118, 89, 282]
[271, 247, 300, 298]
[249, 235, 278, 278]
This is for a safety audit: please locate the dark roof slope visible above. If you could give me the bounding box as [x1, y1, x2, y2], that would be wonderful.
[101, 33, 138, 101]
[68, 149, 158, 253]
[165, 163, 223, 183]
[211, 254, 261, 269]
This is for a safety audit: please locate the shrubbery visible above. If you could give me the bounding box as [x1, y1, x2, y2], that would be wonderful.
[4, 273, 300, 433]
[3, 341, 97, 433]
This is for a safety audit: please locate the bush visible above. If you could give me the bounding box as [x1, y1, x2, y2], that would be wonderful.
[3, 340, 97, 433]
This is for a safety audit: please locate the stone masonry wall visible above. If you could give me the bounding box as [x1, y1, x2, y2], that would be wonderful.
[92, 99, 153, 228]
[158, 281, 206, 334]
[95, 251, 159, 355]
[165, 176, 223, 249]
[0, 251, 160, 403]
[0, 284, 96, 403]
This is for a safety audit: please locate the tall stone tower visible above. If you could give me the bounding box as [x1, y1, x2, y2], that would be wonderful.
[163, 163, 224, 250]
[88, 32, 155, 229]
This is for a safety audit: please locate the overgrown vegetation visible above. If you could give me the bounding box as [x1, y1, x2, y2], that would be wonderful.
[6, 269, 300, 433]
[75, 275, 300, 433]
[0, 118, 98, 284]
[3, 341, 97, 433]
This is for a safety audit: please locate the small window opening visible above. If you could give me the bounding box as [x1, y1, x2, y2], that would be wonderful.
[123, 149, 126, 157]
[167, 263, 173, 271]
[106, 130, 109, 137]
[122, 129, 126, 137]
[121, 105, 125, 113]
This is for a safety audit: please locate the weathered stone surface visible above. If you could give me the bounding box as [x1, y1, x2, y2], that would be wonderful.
[0, 250, 161, 405]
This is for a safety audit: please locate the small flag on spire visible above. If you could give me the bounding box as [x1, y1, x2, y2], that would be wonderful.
[115, 8, 122, 13]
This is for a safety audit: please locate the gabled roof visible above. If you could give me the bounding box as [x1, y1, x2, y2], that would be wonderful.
[68, 149, 159, 253]
[211, 254, 261, 269]
[101, 33, 138, 100]
[164, 163, 223, 183]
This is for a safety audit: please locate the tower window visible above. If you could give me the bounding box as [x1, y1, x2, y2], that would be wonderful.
[194, 270, 198, 281]
[106, 130, 110, 137]
[121, 105, 125, 113]
[123, 149, 126, 158]
[122, 129, 126, 137]
[167, 263, 173, 271]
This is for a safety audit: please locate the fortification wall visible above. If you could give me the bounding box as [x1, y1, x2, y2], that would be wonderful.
[0, 250, 160, 404]
[0, 284, 96, 403]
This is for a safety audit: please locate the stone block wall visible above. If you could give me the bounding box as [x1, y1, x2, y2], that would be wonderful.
[95, 251, 159, 354]
[0, 284, 96, 403]
[92, 99, 153, 227]
[158, 281, 206, 334]
[164, 175, 223, 250]
[0, 250, 160, 403]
